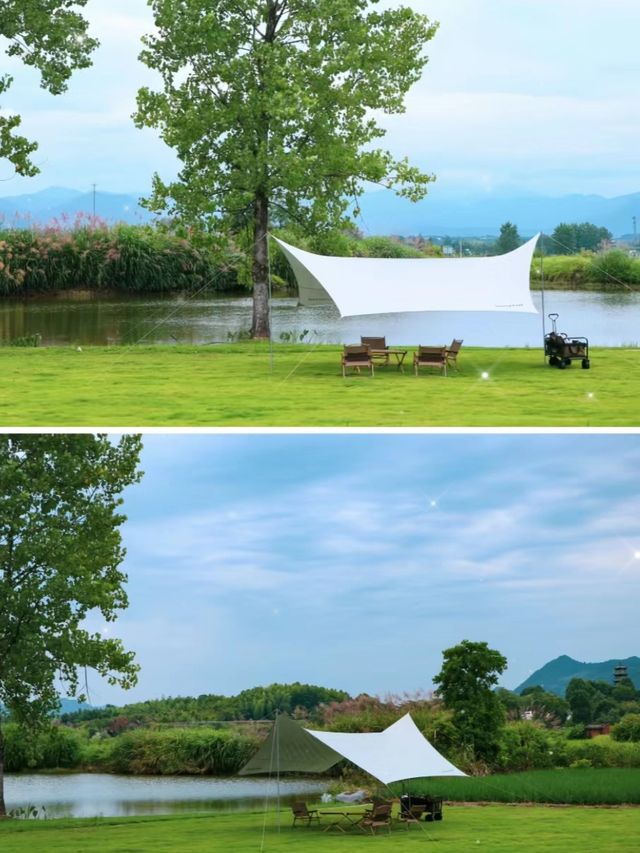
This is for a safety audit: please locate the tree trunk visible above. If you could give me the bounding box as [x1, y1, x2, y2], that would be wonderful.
[251, 192, 270, 339]
[0, 724, 7, 818]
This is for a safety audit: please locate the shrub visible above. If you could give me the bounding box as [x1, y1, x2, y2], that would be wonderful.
[107, 728, 259, 776]
[612, 714, 640, 743]
[498, 722, 567, 771]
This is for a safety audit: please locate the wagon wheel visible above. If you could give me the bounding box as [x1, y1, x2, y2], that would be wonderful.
[548, 355, 560, 367]
[581, 358, 590, 369]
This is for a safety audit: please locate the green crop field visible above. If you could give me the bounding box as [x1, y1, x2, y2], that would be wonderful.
[1, 344, 638, 426]
[1, 805, 639, 853]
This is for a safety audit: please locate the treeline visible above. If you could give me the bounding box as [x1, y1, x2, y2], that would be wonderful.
[6, 690, 640, 777]
[61, 682, 350, 728]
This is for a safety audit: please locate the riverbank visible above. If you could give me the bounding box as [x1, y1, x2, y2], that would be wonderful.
[0, 344, 638, 426]
[1, 804, 639, 852]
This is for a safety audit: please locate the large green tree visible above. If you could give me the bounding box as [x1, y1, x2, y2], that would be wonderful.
[0, 1, 98, 177]
[0, 435, 142, 817]
[433, 640, 508, 764]
[550, 222, 612, 254]
[494, 221, 522, 255]
[135, 0, 438, 338]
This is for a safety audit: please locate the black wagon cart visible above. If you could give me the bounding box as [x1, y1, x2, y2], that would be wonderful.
[544, 313, 590, 369]
[400, 794, 444, 821]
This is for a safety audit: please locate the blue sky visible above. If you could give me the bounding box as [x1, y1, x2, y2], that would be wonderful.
[82, 433, 640, 706]
[1, 0, 639, 199]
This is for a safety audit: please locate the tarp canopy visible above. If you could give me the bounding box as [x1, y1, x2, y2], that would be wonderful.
[307, 714, 466, 785]
[239, 713, 466, 785]
[274, 235, 540, 318]
[238, 713, 343, 775]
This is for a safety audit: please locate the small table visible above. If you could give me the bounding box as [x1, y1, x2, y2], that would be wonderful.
[319, 809, 369, 833]
[370, 348, 408, 372]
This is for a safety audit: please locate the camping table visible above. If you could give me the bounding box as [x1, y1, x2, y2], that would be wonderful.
[370, 348, 408, 371]
[320, 809, 369, 833]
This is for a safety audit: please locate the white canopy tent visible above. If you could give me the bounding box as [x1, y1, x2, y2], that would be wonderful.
[306, 713, 466, 785]
[273, 235, 540, 318]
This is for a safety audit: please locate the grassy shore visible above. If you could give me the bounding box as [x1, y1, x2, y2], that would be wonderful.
[1, 805, 639, 853]
[1, 343, 638, 426]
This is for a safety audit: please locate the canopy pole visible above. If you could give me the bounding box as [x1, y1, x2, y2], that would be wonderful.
[267, 232, 274, 375]
[539, 232, 547, 361]
[275, 710, 281, 833]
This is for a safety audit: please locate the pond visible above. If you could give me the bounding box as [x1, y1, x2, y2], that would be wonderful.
[0, 289, 639, 348]
[4, 772, 327, 819]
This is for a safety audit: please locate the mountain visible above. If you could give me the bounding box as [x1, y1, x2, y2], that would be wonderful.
[0, 188, 153, 227]
[354, 190, 640, 238]
[514, 655, 640, 697]
[0, 185, 638, 237]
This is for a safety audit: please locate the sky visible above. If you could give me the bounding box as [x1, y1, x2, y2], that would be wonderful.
[1, 0, 639, 199]
[81, 432, 640, 707]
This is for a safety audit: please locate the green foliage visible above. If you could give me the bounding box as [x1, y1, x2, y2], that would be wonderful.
[564, 736, 640, 768]
[612, 714, 640, 743]
[0, 435, 143, 814]
[566, 676, 640, 726]
[550, 222, 612, 254]
[495, 222, 522, 254]
[497, 722, 566, 771]
[0, 225, 237, 296]
[404, 767, 640, 806]
[106, 728, 259, 776]
[588, 250, 640, 285]
[433, 640, 508, 763]
[0, 1, 98, 176]
[2, 723, 83, 772]
[135, 0, 438, 336]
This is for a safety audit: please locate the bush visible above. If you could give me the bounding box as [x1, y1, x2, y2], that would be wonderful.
[588, 250, 640, 285]
[612, 714, 640, 743]
[0, 223, 237, 296]
[565, 736, 640, 768]
[498, 722, 567, 771]
[107, 728, 259, 776]
[2, 723, 84, 771]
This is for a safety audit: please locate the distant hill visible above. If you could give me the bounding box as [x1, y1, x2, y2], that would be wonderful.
[515, 655, 640, 697]
[0, 187, 153, 227]
[1, 185, 639, 238]
[354, 189, 640, 238]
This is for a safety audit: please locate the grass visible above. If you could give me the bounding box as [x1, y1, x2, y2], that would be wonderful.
[402, 768, 640, 805]
[1, 804, 639, 853]
[1, 343, 639, 426]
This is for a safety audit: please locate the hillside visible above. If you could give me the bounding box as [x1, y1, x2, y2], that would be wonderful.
[1, 186, 639, 237]
[515, 655, 640, 697]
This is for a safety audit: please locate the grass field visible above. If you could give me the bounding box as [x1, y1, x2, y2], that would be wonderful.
[403, 768, 640, 805]
[1, 804, 639, 853]
[1, 344, 638, 426]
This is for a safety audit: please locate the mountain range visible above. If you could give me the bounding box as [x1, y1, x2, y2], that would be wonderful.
[0, 186, 638, 238]
[514, 655, 640, 697]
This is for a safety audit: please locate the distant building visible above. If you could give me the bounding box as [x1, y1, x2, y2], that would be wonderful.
[614, 664, 629, 684]
[585, 723, 611, 738]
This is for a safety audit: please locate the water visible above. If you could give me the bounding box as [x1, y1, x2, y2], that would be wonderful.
[4, 772, 327, 819]
[0, 289, 639, 348]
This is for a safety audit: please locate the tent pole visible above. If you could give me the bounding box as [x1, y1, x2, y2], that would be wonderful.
[275, 710, 281, 833]
[267, 232, 274, 375]
[540, 232, 547, 361]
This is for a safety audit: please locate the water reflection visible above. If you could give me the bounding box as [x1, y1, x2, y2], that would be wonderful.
[5, 773, 327, 819]
[0, 289, 639, 347]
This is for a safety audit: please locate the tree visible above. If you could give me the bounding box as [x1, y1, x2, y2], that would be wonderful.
[550, 222, 612, 254]
[0, 435, 143, 817]
[433, 640, 507, 764]
[494, 222, 522, 255]
[135, 1, 438, 338]
[0, 1, 98, 177]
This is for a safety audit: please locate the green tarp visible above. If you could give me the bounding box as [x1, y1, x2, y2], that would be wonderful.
[238, 714, 344, 775]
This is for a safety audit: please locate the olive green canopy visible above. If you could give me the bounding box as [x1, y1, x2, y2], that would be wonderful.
[238, 713, 344, 776]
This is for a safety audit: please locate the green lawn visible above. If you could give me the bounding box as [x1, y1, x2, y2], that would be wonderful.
[2, 344, 639, 427]
[1, 804, 639, 852]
